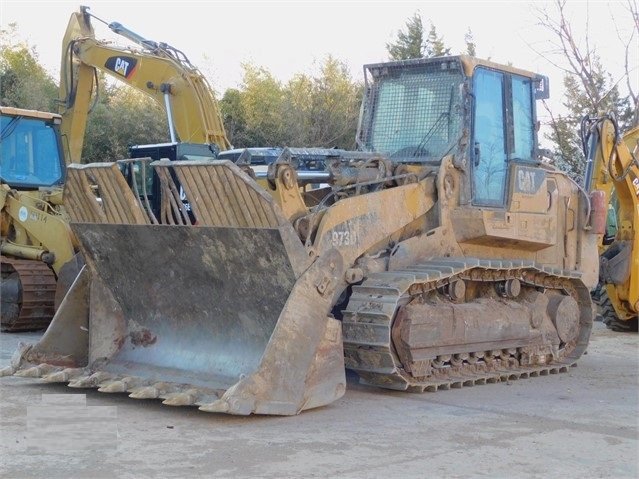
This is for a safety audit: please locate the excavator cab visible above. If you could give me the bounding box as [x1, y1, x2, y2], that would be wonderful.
[122, 142, 218, 222]
[4, 56, 596, 415]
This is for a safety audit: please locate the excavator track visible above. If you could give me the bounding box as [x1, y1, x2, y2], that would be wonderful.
[342, 258, 593, 392]
[1, 256, 56, 332]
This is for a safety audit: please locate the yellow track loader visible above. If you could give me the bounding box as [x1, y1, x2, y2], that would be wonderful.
[3, 55, 599, 415]
[0, 107, 80, 332]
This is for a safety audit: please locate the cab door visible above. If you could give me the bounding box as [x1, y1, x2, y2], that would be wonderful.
[471, 67, 537, 206]
[471, 68, 508, 206]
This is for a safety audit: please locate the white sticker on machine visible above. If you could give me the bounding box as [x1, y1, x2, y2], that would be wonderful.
[18, 206, 28, 222]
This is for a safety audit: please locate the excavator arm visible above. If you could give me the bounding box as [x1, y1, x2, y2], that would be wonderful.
[59, 6, 230, 164]
[583, 114, 639, 327]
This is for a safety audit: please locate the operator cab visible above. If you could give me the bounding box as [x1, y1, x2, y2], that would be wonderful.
[0, 107, 66, 189]
[358, 55, 549, 208]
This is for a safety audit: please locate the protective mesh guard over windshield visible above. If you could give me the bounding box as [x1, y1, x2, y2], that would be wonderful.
[358, 58, 465, 162]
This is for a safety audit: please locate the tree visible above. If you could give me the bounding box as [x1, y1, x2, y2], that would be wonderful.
[0, 24, 57, 111]
[283, 56, 362, 148]
[621, 0, 639, 126]
[387, 12, 426, 60]
[425, 23, 451, 57]
[80, 82, 170, 162]
[535, 0, 637, 181]
[221, 57, 362, 150]
[218, 88, 248, 148]
[284, 72, 315, 146]
[386, 11, 460, 61]
[236, 63, 286, 147]
[464, 28, 477, 57]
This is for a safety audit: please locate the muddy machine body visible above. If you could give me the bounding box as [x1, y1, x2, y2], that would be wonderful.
[5, 56, 598, 415]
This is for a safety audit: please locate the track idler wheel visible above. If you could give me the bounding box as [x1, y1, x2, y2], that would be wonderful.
[0, 257, 56, 332]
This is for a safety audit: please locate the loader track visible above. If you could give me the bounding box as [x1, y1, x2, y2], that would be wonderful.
[342, 258, 593, 392]
[1, 256, 56, 332]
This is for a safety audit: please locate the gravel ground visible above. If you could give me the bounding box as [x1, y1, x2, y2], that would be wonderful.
[1, 321, 637, 479]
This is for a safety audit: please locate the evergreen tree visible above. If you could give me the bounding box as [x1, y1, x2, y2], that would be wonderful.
[284, 56, 361, 148]
[424, 24, 451, 57]
[536, 0, 637, 182]
[80, 82, 170, 162]
[464, 28, 477, 57]
[386, 12, 425, 60]
[546, 63, 631, 182]
[236, 63, 286, 147]
[386, 12, 459, 61]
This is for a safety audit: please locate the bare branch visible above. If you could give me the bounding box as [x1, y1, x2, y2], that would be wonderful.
[621, 0, 639, 125]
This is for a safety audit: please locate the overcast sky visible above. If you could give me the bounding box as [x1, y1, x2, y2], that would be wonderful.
[1, 0, 637, 116]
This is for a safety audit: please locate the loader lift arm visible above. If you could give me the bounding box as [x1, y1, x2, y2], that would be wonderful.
[582, 113, 639, 330]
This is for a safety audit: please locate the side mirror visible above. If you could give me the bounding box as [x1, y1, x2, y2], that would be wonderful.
[534, 75, 550, 100]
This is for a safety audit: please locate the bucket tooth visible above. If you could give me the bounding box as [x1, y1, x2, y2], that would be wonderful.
[98, 380, 125, 393]
[199, 399, 231, 414]
[129, 387, 157, 399]
[98, 376, 142, 393]
[68, 371, 114, 388]
[42, 368, 86, 383]
[13, 367, 39, 378]
[14, 364, 60, 378]
[129, 382, 171, 400]
[162, 389, 201, 407]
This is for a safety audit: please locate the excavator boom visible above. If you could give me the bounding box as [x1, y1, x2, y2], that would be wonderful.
[59, 6, 230, 164]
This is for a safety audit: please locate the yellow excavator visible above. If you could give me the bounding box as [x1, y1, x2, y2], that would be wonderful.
[0, 7, 231, 332]
[582, 114, 638, 331]
[60, 5, 230, 164]
[3, 55, 600, 416]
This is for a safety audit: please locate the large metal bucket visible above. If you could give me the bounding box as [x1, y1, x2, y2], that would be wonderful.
[5, 160, 346, 415]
